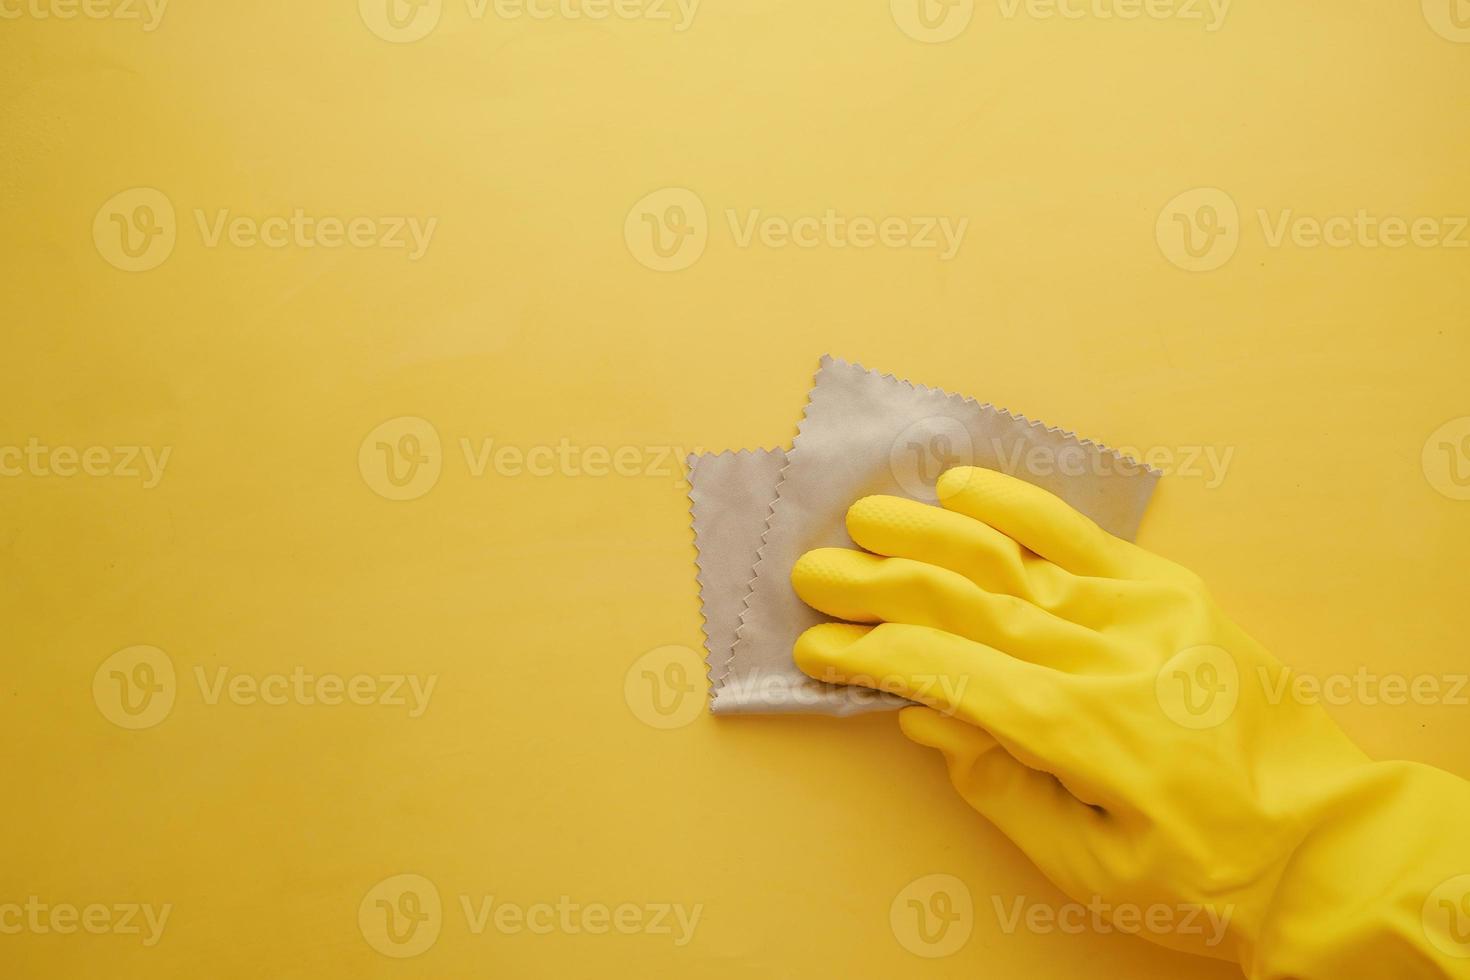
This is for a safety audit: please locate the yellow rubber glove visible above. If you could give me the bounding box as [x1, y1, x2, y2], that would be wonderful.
[790, 465, 1470, 979]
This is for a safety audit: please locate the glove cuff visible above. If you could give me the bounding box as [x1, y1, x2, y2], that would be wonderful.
[1246, 761, 1470, 979]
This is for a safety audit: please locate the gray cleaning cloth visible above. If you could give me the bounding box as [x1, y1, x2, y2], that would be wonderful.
[689, 355, 1160, 716]
[687, 448, 787, 692]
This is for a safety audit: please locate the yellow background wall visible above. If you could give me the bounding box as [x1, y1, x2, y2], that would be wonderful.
[2, 1, 1467, 976]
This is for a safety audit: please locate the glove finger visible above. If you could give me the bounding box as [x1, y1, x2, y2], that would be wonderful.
[794, 621, 1095, 781]
[845, 494, 1125, 628]
[791, 548, 1116, 671]
[936, 466, 1141, 578]
[845, 494, 1062, 602]
[899, 706, 1115, 897]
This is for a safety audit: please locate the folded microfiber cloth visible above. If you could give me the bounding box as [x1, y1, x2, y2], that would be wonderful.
[688, 356, 1160, 716]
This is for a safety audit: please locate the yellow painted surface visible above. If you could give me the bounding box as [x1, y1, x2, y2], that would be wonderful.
[2, 2, 1467, 976]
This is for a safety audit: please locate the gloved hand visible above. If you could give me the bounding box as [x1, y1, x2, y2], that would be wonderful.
[790, 465, 1470, 979]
